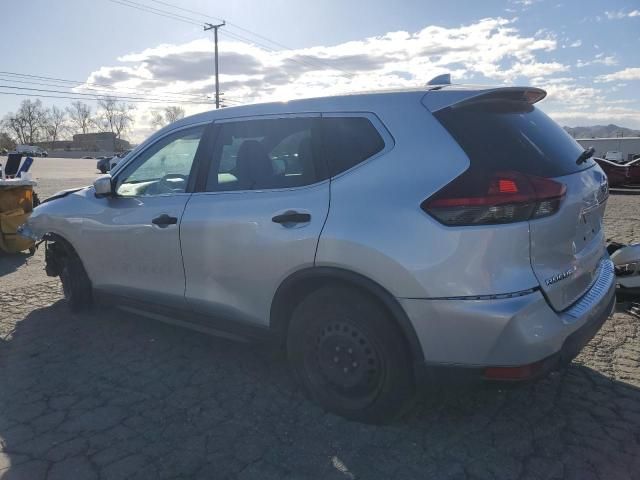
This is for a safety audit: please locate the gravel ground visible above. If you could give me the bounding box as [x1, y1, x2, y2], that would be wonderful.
[1, 158, 639, 479]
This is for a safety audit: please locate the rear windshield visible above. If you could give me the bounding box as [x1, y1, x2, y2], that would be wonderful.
[434, 100, 594, 177]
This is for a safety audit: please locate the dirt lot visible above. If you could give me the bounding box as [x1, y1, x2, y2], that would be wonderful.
[1, 158, 639, 479]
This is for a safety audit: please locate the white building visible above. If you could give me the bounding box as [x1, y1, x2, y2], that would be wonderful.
[576, 137, 640, 162]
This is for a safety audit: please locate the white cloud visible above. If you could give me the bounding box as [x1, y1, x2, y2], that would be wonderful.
[597, 67, 640, 82]
[549, 107, 640, 126]
[79, 17, 576, 140]
[576, 54, 617, 67]
[511, 0, 542, 6]
[605, 9, 640, 19]
[569, 40, 582, 47]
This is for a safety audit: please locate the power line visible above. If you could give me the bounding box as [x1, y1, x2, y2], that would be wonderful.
[0, 70, 209, 100]
[106, 0, 356, 78]
[0, 90, 247, 110]
[106, 0, 202, 26]
[0, 85, 211, 105]
[0, 76, 213, 104]
[0, 90, 182, 103]
[147, 0, 356, 77]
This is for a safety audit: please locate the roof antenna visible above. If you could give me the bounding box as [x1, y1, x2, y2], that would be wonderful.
[427, 73, 451, 86]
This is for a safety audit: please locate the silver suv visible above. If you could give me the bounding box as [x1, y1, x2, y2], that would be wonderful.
[21, 84, 615, 423]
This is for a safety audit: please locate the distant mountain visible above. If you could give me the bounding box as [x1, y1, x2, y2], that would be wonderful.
[563, 124, 640, 139]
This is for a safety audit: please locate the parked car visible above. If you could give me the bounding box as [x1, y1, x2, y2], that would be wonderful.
[96, 156, 112, 174]
[593, 157, 630, 186]
[20, 83, 615, 423]
[108, 149, 132, 171]
[15, 145, 47, 157]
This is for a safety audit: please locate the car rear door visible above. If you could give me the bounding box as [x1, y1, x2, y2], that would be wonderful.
[180, 114, 329, 326]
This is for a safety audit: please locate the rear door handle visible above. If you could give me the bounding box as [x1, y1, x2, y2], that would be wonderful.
[152, 214, 178, 227]
[272, 212, 311, 224]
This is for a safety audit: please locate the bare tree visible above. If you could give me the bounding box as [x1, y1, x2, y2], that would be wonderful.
[150, 110, 164, 129]
[0, 131, 15, 151]
[2, 113, 28, 145]
[96, 96, 135, 139]
[165, 106, 185, 124]
[43, 105, 68, 142]
[151, 105, 185, 129]
[2, 99, 46, 144]
[66, 101, 93, 135]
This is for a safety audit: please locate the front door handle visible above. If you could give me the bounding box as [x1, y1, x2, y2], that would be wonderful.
[272, 212, 311, 224]
[152, 214, 178, 227]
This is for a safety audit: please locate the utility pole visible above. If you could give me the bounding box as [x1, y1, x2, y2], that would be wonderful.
[204, 21, 225, 109]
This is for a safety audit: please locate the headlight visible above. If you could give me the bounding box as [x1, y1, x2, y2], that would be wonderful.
[16, 223, 40, 241]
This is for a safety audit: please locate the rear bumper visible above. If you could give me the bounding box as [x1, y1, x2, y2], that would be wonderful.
[402, 259, 616, 383]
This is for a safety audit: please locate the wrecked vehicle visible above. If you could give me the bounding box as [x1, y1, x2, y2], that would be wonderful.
[609, 242, 640, 298]
[19, 82, 616, 423]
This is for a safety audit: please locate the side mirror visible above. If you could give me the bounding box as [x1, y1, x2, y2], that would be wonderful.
[94, 175, 113, 197]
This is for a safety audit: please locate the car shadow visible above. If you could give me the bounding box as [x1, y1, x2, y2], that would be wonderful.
[0, 251, 30, 278]
[0, 300, 639, 479]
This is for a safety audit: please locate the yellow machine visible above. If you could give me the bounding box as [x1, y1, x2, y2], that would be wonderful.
[0, 184, 36, 254]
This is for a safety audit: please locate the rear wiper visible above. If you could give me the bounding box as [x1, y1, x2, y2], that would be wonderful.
[576, 146, 595, 165]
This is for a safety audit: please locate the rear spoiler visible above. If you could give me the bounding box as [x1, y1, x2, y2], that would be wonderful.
[422, 87, 547, 113]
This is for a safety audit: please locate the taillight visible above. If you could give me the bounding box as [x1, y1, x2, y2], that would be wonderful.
[422, 170, 566, 226]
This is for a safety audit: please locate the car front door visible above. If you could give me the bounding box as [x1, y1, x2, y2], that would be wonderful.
[81, 124, 208, 306]
[180, 114, 330, 327]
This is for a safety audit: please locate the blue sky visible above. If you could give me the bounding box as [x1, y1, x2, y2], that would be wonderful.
[2, 0, 639, 140]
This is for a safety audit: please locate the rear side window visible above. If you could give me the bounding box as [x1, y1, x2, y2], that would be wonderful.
[322, 117, 385, 176]
[205, 117, 325, 191]
[434, 100, 593, 177]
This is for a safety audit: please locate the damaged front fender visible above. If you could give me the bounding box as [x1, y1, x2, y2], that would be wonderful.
[17, 186, 89, 243]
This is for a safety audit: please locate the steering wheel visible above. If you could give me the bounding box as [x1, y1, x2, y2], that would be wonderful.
[154, 173, 188, 194]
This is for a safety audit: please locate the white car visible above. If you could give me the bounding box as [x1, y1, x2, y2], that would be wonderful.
[20, 82, 614, 423]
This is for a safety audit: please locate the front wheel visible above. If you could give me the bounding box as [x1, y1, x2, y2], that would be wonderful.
[287, 286, 415, 424]
[57, 244, 93, 312]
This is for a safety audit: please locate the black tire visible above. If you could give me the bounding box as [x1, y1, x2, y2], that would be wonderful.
[287, 285, 415, 424]
[58, 244, 93, 312]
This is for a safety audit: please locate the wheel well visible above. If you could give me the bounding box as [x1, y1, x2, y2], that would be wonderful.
[43, 233, 79, 277]
[270, 267, 425, 372]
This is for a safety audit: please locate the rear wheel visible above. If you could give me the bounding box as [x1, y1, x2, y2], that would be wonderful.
[287, 285, 415, 424]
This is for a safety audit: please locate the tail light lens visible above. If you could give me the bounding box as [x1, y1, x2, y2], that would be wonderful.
[422, 170, 566, 226]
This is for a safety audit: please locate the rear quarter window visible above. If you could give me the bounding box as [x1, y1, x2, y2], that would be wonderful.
[322, 117, 385, 176]
[434, 100, 594, 178]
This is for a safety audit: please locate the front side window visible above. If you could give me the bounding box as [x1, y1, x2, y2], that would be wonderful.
[205, 117, 323, 191]
[116, 126, 205, 197]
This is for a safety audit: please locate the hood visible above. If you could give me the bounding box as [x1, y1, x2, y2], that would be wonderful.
[41, 186, 89, 204]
